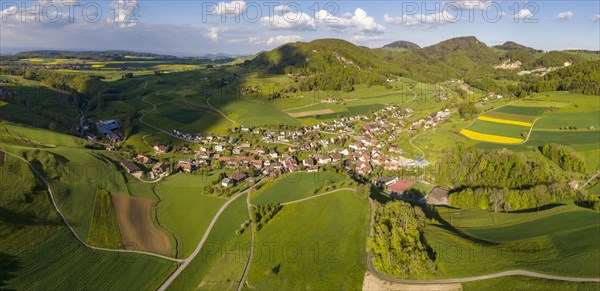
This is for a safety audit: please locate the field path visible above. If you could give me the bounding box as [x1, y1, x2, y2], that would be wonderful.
[206, 97, 238, 124]
[237, 190, 256, 291]
[281, 187, 356, 205]
[158, 183, 261, 291]
[409, 132, 427, 158]
[1, 149, 183, 263]
[366, 197, 600, 284]
[139, 95, 199, 143]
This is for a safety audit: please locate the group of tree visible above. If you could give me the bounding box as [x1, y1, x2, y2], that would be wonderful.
[531, 60, 600, 95]
[449, 183, 576, 212]
[368, 201, 437, 278]
[435, 143, 587, 211]
[437, 143, 557, 189]
[538, 144, 586, 174]
[252, 203, 283, 231]
[457, 102, 478, 119]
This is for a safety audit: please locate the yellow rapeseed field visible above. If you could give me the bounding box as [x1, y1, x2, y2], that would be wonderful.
[478, 115, 533, 127]
[460, 129, 524, 144]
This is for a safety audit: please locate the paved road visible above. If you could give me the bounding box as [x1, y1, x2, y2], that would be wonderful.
[158, 184, 258, 291]
[409, 131, 427, 159]
[366, 197, 600, 284]
[237, 190, 256, 291]
[2, 150, 183, 263]
[281, 188, 356, 206]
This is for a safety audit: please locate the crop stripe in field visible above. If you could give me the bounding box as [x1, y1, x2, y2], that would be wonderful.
[477, 115, 533, 127]
[460, 129, 524, 144]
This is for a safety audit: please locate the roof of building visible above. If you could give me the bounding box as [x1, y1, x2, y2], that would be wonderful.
[387, 180, 414, 194]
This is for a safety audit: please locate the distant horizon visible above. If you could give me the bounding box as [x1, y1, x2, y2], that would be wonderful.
[1, 1, 598, 55]
[2, 35, 599, 58]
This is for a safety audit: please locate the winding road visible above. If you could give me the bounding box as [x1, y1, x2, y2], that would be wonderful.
[158, 181, 262, 291]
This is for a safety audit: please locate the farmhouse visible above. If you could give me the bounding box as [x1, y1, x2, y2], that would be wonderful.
[421, 187, 450, 206]
[153, 144, 170, 154]
[152, 162, 169, 176]
[175, 160, 193, 173]
[121, 160, 142, 176]
[387, 180, 414, 195]
[96, 119, 123, 141]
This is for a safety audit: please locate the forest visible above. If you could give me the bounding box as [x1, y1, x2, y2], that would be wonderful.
[368, 201, 437, 278]
[437, 144, 580, 212]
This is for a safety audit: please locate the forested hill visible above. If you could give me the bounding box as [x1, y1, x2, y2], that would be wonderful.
[382, 40, 421, 50]
[244, 38, 402, 91]
[532, 59, 600, 95]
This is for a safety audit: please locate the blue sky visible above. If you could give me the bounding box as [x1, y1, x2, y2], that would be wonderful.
[1, 0, 599, 55]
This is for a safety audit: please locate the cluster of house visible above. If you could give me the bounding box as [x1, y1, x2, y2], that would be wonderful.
[172, 129, 202, 142]
[410, 109, 451, 130]
[118, 104, 448, 187]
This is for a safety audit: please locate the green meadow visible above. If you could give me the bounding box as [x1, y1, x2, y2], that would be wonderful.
[0, 154, 176, 290]
[426, 203, 600, 278]
[155, 174, 227, 258]
[250, 172, 347, 205]
[167, 193, 251, 291]
[247, 191, 370, 290]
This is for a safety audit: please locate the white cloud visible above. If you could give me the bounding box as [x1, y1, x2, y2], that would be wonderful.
[108, 0, 138, 28]
[205, 27, 227, 42]
[516, 8, 533, 20]
[315, 9, 354, 31]
[213, 1, 246, 17]
[557, 11, 573, 20]
[249, 35, 303, 46]
[444, 0, 491, 10]
[266, 35, 303, 45]
[352, 8, 386, 34]
[384, 11, 456, 27]
[260, 10, 315, 31]
[593, 15, 600, 22]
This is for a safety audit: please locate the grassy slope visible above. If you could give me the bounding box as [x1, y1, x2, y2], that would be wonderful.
[0, 154, 175, 290]
[426, 203, 600, 278]
[155, 174, 227, 258]
[250, 172, 345, 205]
[247, 191, 370, 290]
[167, 193, 251, 290]
[463, 276, 600, 291]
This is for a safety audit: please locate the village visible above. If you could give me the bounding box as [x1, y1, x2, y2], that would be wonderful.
[106, 103, 453, 202]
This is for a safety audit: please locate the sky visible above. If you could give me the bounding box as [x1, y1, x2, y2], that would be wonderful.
[1, 0, 599, 56]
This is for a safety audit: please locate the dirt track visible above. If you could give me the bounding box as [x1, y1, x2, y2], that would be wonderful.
[288, 109, 335, 118]
[111, 193, 171, 257]
[362, 272, 462, 291]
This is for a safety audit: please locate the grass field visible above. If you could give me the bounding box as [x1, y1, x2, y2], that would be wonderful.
[167, 193, 251, 290]
[425, 203, 600, 278]
[0, 154, 176, 289]
[463, 276, 600, 290]
[470, 92, 600, 172]
[87, 188, 123, 248]
[250, 172, 346, 205]
[155, 174, 227, 258]
[247, 191, 370, 290]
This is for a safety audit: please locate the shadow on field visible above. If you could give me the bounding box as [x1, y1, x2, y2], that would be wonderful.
[0, 252, 20, 289]
[0, 206, 61, 226]
[421, 205, 498, 246]
[507, 203, 565, 214]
